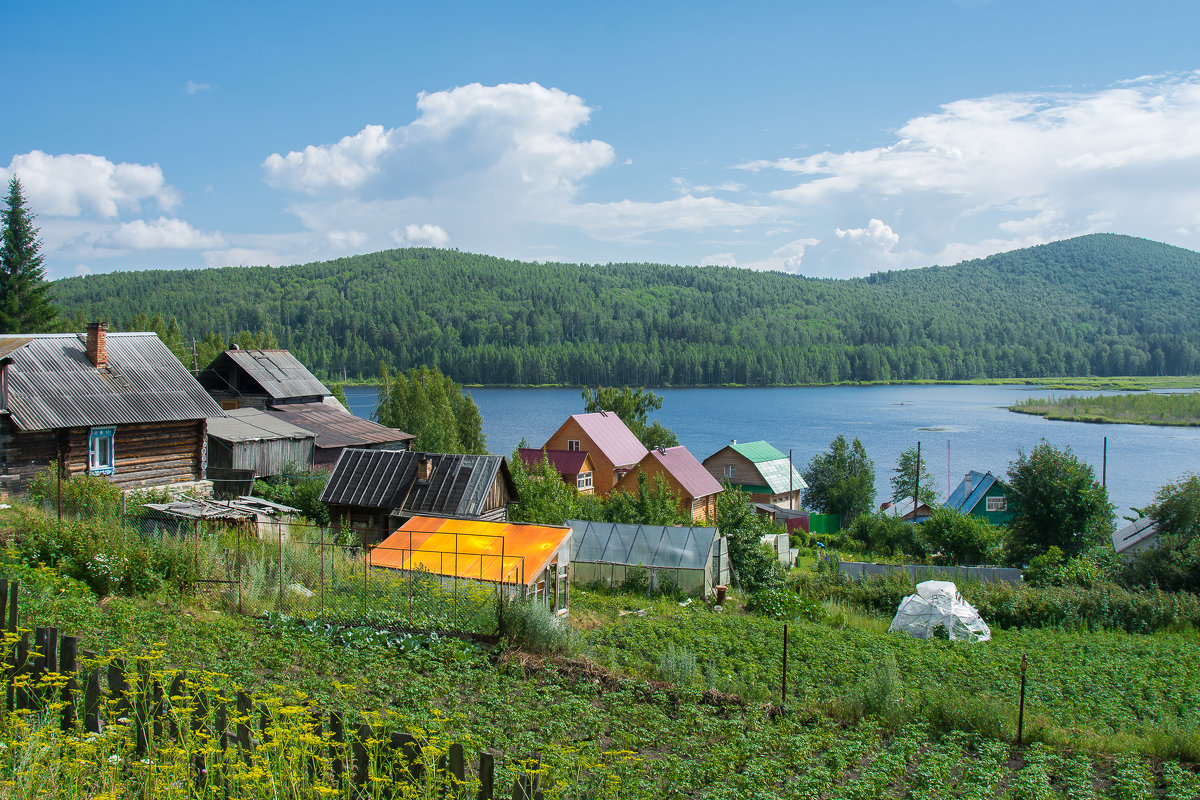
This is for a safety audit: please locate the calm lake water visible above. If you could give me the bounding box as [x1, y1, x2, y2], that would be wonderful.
[342, 384, 1200, 519]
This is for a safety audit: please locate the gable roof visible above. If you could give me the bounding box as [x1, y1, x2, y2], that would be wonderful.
[705, 441, 807, 495]
[566, 519, 721, 569]
[199, 349, 331, 401]
[371, 515, 571, 587]
[561, 412, 647, 467]
[945, 470, 1004, 514]
[0, 332, 224, 431]
[1113, 516, 1158, 554]
[517, 448, 590, 474]
[263, 402, 412, 449]
[884, 497, 935, 520]
[729, 440, 786, 463]
[206, 406, 315, 444]
[319, 448, 515, 517]
[643, 446, 724, 498]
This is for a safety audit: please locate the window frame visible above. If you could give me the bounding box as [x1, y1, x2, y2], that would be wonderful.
[89, 426, 116, 475]
[567, 439, 580, 451]
[724, 464, 736, 479]
[985, 496, 1007, 512]
[577, 471, 593, 490]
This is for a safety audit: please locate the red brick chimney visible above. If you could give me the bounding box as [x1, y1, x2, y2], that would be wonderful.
[86, 322, 108, 369]
[417, 456, 432, 481]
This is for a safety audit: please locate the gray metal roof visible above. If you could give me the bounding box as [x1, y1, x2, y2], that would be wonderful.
[565, 519, 721, 570]
[207, 407, 314, 444]
[0, 333, 225, 432]
[1113, 516, 1159, 554]
[320, 448, 514, 517]
[199, 349, 331, 400]
[263, 403, 412, 449]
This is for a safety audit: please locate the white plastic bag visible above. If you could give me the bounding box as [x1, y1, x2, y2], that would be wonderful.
[888, 580, 991, 642]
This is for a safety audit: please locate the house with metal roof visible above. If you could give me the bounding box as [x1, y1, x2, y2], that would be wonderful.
[371, 515, 572, 611]
[206, 407, 316, 493]
[0, 324, 224, 495]
[517, 447, 597, 494]
[1113, 516, 1159, 558]
[263, 402, 412, 467]
[945, 471, 1014, 525]
[881, 497, 936, 523]
[566, 518, 730, 597]
[613, 445, 724, 522]
[320, 448, 517, 545]
[541, 412, 648, 498]
[702, 440, 807, 509]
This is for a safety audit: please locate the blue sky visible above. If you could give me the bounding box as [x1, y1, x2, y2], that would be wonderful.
[6, 1, 1200, 280]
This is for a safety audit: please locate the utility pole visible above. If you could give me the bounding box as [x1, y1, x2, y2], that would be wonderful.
[913, 441, 921, 519]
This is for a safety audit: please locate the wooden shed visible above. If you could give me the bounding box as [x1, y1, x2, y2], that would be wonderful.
[0, 325, 224, 495]
[207, 407, 316, 475]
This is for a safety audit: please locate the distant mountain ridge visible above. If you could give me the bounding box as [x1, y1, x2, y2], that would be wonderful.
[50, 233, 1200, 385]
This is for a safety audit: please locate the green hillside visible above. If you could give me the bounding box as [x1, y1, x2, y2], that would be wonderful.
[50, 233, 1200, 384]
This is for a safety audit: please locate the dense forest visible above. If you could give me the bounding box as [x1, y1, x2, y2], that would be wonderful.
[49, 233, 1200, 384]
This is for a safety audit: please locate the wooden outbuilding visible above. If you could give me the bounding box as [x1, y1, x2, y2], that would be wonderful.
[0, 325, 224, 495]
[206, 406, 316, 475]
[320, 448, 517, 545]
[613, 445, 723, 522]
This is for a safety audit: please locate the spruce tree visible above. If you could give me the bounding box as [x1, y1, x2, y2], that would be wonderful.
[0, 176, 57, 332]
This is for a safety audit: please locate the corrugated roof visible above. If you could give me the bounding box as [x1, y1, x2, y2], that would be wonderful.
[567, 412, 647, 467]
[517, 448, 589, 474]
[755, 457, 807, 495]
[200, 349, 331, 400]
[645, 446, 724, 498]
[263, 403, 412, 449]
[1113, 517, 1158, 554]
[729, 440, 786, 463]
[945, 470, 1000, 514]
[0, 333, 225, 431]
[319, 448, 514, 517]
[143, 495, 299, 521]
[566, 519, 720, 570]
[370, 515, 570, 586]
[207, 407, 315, 444]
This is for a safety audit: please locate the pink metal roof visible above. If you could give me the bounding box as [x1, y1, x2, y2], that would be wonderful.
[569, 412, 647, 467]
[647, 446, 724, 498]
[518, 448, 589, 475]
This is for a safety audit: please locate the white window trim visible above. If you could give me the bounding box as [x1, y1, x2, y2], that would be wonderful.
[724, 464, 736, 479]
[986, 496, 1007, 512]
[577, 471, 593, 490]
[89, 426, 116, 475]
[567, 439, 580, 451]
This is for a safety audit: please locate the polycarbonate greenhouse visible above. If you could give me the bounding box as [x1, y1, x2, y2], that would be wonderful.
[565, 519, 730, 597]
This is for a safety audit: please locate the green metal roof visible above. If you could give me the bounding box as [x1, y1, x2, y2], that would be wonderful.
[729, 441, 786, 463]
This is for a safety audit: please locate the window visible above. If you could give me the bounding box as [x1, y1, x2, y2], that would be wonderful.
[724, 464, 736, 479]
[986, 496, 1007, 512]
[567, 439, 580, 451]
[577, 471, 593, 490]
[89, 427, 115, 475]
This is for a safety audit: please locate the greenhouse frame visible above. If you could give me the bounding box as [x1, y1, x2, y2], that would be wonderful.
[565, 519, 730, 597]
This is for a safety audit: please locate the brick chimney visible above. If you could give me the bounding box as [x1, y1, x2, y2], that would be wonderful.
[417, 456, 432, 481]
[85, 322, 108, 369]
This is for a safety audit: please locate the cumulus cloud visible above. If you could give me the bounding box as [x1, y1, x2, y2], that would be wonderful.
[202, 247, 280, 268]
[186, 80, 211, 94]
[263, 125, 393, 192]
[325, 229, 367, 249]
[1, 151, 179, 217]
[700, 252, 737, 267]
[92, 217, 226, 250]
[74, 264, 92, 276]
[391, 224, 450, 247]
[835, 219, 900, 250]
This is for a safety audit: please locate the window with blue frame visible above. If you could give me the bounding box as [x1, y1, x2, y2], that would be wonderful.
[89, 427, 115, 475]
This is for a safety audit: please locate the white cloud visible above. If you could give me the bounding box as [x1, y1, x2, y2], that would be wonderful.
[93, 217, 226, 250]
[700, 252, 737, 267]
[186, 80, 211, 94]
[325, 229, 367, 249]
[672, 177, 745, 195]
[263, 125, 394, 193]
[391, 224, 450, 247]
[74, 264, 92, 276]
[745, 237, 822, 273]
[835, 219, 900, 250]
[202, 247, 280, 268]
[1, 151, 179, 217]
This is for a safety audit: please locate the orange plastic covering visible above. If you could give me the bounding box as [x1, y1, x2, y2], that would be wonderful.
[369, 515, 571, 587]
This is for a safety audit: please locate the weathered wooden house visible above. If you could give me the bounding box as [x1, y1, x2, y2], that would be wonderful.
[945, 471, 1013, 526]
[370, 515, 572, 611]
[702, 440, 806, 509]
[320, 448, 517, 545]
[565, 518, 730, 598]
[613, 445, 724, 522]
[0, 325, 224, 496]
[207, 407, 316, 475]
[263, 403, 412, 468]
[541, 412, 647, 498]
[516, 447, 597, 494]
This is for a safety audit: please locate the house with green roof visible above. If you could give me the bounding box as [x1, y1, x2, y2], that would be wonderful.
[702, 440, 807, 509]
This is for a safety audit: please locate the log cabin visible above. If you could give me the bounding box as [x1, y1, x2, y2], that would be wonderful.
[702, 440, 807, 509]
[0, 324, 224, 496]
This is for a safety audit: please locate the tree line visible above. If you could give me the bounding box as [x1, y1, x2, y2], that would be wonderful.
[48, 234, 1200, 384]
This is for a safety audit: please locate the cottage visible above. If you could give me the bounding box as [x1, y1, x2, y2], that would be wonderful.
[541, 412, 647, 498]
[565, 519, 730, 598]
[0, 325, 224, 495]
[613, 445, 723, 522]
[702, 440, 806, 509]
[370, 515, 572, 611]
[945, 471, 1013, 525]
[320, 448, 517, 545]
[1113, 516, 1159, 558]
[516, 447, 597, 494]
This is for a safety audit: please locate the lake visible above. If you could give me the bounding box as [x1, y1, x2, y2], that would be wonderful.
[342, 384, 1200, 519]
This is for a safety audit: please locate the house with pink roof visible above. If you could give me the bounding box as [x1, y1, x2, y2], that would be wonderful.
[541, 412, 648, 498]
[614, 445, 724, 522]
[517, 447, 598, 494]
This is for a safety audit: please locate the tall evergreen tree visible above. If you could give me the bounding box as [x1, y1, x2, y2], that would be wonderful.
[0, 176, 57, 332]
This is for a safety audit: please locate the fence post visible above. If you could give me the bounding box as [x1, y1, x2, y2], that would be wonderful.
[1017, 652, 1028, 745]
[236, 691, 253, 763]
[352, 723, 371, 789]
[84, 653, 103, 734]
[478, 751, 495, 800]
[781, 623, 788, 713]
[0, 579, 7, 633]
[192, 689, 209, 791]
[447, 742, 465, 790]
[7, 580, 17, 632]
[330, 711, 345, 788]
[278, 524, 284, 610]
[61, 635, 79, 731]
[362, 543, 368, 618]
[13, 632, 29, 710]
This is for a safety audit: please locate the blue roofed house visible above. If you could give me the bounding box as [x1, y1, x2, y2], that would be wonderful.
[946, 470, 1013, 525]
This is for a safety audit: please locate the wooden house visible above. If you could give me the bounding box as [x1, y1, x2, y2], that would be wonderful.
[881, 497, 936, 523]
[516, 447, 597, 494]
[207, 407, 316, 475]
[945, 471, 1013, 525]
[613, 445, 723, 522]
[541, 412, 647, 498]
[0, 325, 224, 496]
[702, 440, 806, 509]
[320, 448, 517, 545]
[371, 515, 572, 611]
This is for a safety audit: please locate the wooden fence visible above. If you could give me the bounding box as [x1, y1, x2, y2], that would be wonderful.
[0, 578, 548, 799]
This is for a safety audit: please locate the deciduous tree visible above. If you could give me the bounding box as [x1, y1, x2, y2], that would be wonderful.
[582, 386, 679, 449]
[801, 434, 876, 523]
[1005, 441, 1112, 563]
[891, 445, 939, 506]
[1125, 473, 1200, 593]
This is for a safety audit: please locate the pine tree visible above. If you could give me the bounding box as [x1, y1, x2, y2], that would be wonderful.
[0, 176, 57, 332]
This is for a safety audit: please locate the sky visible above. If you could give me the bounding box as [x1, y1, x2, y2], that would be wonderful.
[5, 1, 1200, 281]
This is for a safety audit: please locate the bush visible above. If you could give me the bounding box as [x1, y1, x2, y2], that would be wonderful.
[29, 463, 122, 518]
[658, 643, 697, 686]
[500, 597, 572, 655]
[846, 512, 920, 557]
[253, 469, 330, 525]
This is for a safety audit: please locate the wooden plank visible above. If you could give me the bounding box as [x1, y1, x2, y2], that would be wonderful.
[60, 635, 78, 732]
[477, 751, 495, 800]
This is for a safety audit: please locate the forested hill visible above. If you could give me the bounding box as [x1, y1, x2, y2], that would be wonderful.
[50, 233, 1200, 385]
